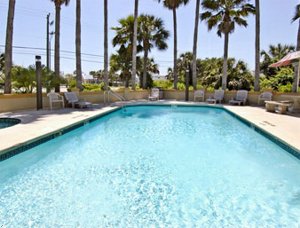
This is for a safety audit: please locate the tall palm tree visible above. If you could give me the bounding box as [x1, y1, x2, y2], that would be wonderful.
[4, 0, 16, 94]
[51, 0, 70, 92]
[104, 0, 109, 90]
[201, 0, 255, 90]
[192, 0, 200, 90]
[157, 0, 189, 90]
[292, 4, 300, 92]
[131, 0, 139, 90]
[76, 0, 83, 91]
[139, 14, 169, 89]
[254, 0, 260, 91]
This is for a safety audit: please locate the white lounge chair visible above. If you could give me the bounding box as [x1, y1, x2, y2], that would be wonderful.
[258, 91, 272, 105]
[64, 92, 92, 108]
[148, 88, 159, 101]
[229, 90, 248, 106]
[47, 92, 64, 110]
[194, 90, 205, 102]
[206, 90, 224, 104]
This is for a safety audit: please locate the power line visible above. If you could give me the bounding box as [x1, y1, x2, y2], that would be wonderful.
[12, 51, 104, 64]
[0, 44, 174, 63]
[0, 45, 104, 58]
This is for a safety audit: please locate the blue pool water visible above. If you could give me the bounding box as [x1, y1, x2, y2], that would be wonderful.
[0, 118, 20, 129]
[0, 105, 300, 226]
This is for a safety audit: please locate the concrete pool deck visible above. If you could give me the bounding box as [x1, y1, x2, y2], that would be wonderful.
[0, 101, 300, 157]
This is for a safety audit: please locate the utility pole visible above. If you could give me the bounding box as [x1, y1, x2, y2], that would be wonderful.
[46, 13, 50, 71]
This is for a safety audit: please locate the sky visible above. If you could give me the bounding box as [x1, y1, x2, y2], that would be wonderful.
[0, 0, 299, 76]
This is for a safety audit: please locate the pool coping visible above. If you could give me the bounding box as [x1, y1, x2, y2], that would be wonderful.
[0, 102, 300, 161]
[0, 106, 121, 161]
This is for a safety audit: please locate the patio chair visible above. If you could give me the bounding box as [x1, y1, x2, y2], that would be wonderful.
[194, 89, 205, 102]
[229, 90, 248, 106]
[47, 92, 64, 110]
[206, 90, 224, 104]
[258, 91, 272, 105]
[148, 88, 159, 101]
[64, 92, 92, 108]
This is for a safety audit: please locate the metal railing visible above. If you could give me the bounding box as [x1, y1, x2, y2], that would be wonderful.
[104, 90, 126, 104]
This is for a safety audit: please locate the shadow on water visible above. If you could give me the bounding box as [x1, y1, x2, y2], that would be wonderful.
[120, 105, 223, 119]
[289, 191, 300, 205]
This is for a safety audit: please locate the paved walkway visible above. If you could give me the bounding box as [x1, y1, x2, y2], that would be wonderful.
[0, 102, 300, 156]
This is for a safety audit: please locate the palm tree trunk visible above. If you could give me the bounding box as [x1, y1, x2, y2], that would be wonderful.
[54, 4, 61, 92]
[104, 0, 109, 91]
[131, 0, 139, 90]
[293, 19, 300, 92]
[173, 7, 178, 90]
[254, 0, 260, 92]
[4, 0, 16, 94]
[222, 32, 229, 90]
[142, 47, 148, 89]
[192, 0, 200, 90]
[76, 0, 83, 91]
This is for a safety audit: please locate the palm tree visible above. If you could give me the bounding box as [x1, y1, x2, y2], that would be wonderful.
[192, 0, 200, 90]
[254, 0, 260, 91]
[76, 0, 83, 91]
[201, 0, 255, 90]
[139, 14, 169, 89]
[110, 48, 135, 88]
[157, 0, 189, 90]
[4, 0, 16, 94]
[260, 44, 295, 78]
[104, 0, 109, 90]
[137, 57, 160, 88]
[132, 0, 139, 90]
[292, 4, 300, 92]
[51, 0, 70, 92]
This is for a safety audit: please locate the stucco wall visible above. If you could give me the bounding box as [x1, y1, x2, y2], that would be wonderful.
[0, 90, 299, 112]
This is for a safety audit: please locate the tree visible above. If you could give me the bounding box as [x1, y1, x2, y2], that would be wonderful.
[254, 0, 260, 91]
[112, 15, 142, 88]
[4, 0, 16, 94]
[104, 0, 109, 90]
[192, 0, 200, 89]
[292, 4, 300, 92]
[139, 14, 169, 89]
[51, 0, 70, 92]
[0, 53, 4, 74]
[157, 0, 189, 90]
[260, 44, 295, 79]
[75, 0, 83, 91]
[132, 0, 139, 90]
[201, 0, 255, 90]
[110, 47, 136, 88]
[137, 57, 160, 88]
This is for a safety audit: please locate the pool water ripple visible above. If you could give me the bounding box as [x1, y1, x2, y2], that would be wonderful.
[0, 106, 300, 226]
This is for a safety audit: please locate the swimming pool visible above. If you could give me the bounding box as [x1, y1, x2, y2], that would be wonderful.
[0, 105, 300, 226]
[0, 118, 20, 129]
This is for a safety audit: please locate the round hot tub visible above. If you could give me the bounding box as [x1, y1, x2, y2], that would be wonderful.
[0, 118, 21, 129]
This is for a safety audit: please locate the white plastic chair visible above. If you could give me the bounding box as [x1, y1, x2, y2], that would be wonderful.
[194, 90, 205, 102]
[206, 90, 224, 104]
[47, 92, 65, 110]
[229, 90, 248, 106]
[64, 92, 91, 108]
[148, 88, 159, 101]
[258, 92, 272, 105]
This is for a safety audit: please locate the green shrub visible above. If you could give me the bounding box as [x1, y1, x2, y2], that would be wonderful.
[82, 83, 104, 91]
[153, 80, 173, 89]
[278, 83, 292, 93]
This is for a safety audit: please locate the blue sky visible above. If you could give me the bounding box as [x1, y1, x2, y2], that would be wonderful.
[0, 0, 298, 75]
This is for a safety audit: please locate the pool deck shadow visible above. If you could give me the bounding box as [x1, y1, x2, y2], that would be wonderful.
[0, 101, 300, 157]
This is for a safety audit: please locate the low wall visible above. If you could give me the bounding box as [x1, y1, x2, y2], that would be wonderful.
[0, 90, 299, 112]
